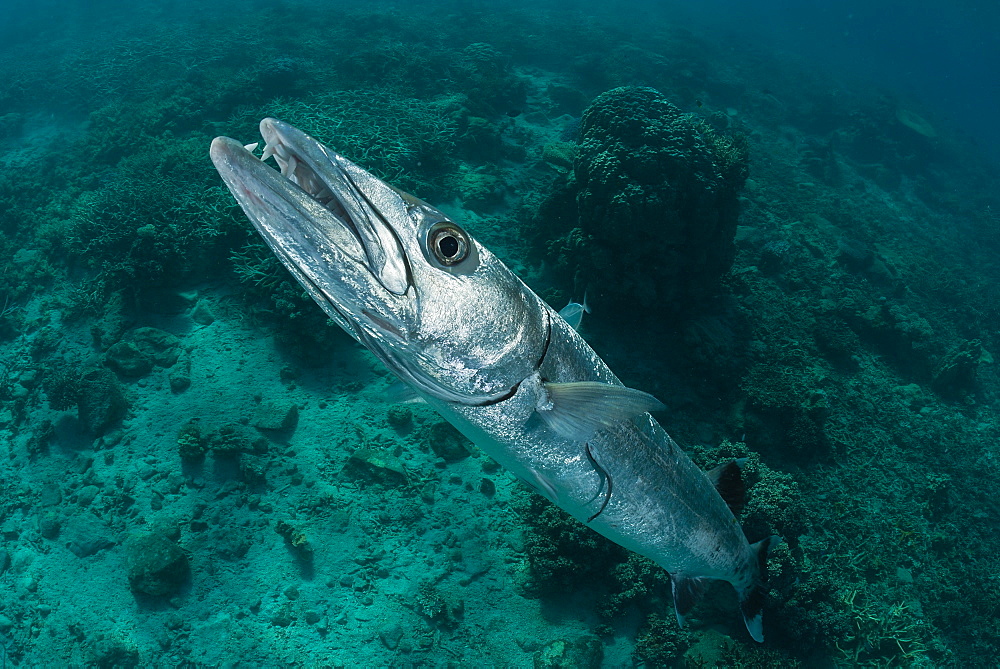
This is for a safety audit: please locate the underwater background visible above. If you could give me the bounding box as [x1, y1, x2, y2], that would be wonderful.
[1, 0, 998, 666]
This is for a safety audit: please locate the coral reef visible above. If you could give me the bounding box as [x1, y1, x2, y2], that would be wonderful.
[61, 135, 242, 301]
[517, 491, 626, 596]
[274, 519, 313, 555]
[633, 615, 695, 666]
[176, 420, 207, 462]
[76, 367, 129, 436]
[125, 531, 190, 597]
[931, 339, 982, 399]
[542, 86, 748, 321]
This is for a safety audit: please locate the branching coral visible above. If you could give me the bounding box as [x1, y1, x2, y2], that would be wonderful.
[63, 137, 243, 297]
[517, 490, 626, 596]
[252, 87, 461, 196]
[835, 591, 932, 667]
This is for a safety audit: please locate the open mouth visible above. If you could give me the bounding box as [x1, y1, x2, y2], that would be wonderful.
[211, 118, 411, 298]
[252, 118, 350, 220]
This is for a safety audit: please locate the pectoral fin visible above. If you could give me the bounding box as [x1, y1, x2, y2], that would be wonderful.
[538, 381, 664, 442]
[385, 380, 426, 404]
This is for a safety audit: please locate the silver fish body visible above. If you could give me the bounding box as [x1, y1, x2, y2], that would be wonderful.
[210, 119, 778, 641]
[432, 312, 754, 579]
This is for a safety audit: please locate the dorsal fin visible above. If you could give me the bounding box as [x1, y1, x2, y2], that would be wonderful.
[707, 459, 746, 516]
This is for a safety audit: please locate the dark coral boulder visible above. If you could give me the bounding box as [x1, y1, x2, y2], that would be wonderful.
[77, 367, 128, 436]
[126, 532, 190, 597]
[932, 339, 982, 400]
[546, 86, 748, 320]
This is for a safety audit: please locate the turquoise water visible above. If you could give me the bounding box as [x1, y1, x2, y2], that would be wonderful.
[0, 1, 997, 666]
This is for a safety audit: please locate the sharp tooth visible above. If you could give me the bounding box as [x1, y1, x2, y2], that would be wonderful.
[243, 142, 259, 153]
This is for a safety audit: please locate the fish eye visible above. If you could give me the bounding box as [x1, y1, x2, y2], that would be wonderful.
[419, 217, 480, 274]
[433, 229, 464, 263]
[426, 221, 475, 269]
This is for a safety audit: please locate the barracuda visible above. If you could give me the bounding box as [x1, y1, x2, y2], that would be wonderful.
[210, 118, 780, 641]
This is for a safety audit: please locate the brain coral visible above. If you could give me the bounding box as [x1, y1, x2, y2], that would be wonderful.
[564, 86, 747, 318]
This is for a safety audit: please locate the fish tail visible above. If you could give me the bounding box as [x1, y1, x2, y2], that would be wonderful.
[739, 535, 781, 642]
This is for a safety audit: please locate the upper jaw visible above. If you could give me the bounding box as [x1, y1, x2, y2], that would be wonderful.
[209, 119, 414, 341]
[256, 118, 410, 297]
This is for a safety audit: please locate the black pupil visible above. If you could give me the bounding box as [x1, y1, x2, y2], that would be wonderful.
[438, 234, 460, 258]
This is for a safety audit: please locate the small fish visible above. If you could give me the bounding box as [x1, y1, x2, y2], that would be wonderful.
[558, 292, 590, 331]
[210, 118, 780, 641]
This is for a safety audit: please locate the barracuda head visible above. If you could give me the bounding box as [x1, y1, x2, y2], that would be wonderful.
[210, 118, 548, 405]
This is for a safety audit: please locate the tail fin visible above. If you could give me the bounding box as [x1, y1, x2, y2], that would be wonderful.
[739, 535, 781, 642]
